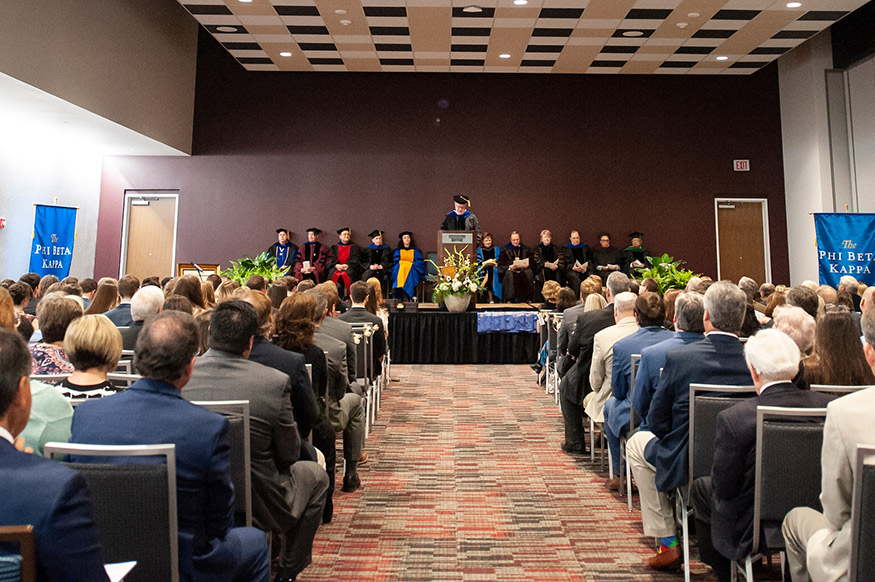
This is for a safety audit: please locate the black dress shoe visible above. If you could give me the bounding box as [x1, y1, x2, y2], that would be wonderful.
[561, 442, 586, 454]
[322, 497, 333, 524]
[341, 474, 361, 492]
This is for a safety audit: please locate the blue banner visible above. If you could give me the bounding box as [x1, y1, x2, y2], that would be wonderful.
[814, 213, 875, 287]
[29, 204, 77, 278]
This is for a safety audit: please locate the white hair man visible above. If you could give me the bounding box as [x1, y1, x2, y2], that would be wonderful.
[119, 285, 165, 350]
[838, 275, 861, 312]
[771, 305, 816, 355]
[783, 309, 875, 581]
[690, 330, 834, 581]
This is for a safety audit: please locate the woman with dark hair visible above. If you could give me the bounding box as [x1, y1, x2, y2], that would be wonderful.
[173, 275, 207, 314]
[163, 295, 194, 315]
[640, 277, 659, 294]
[764, 284, 787, 318]
[366, 277, 389, 339]
[803, 307, 875, 386]
[391, 231, 425, 302]
[555, 287, 577, 312]
[268, 281, 289, 310]
[201, 281, 216, 308]
[272, 293, 336, 523]
[83, 281, 119, 315]
[835, 289, 854, 310]
[663, 288, 682, 330]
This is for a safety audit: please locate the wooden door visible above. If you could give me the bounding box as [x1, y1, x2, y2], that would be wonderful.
[716, 199, 770, 284]
[122, 193, 177, 280]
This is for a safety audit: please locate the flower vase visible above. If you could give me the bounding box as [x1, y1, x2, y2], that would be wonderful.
[444, 293, 471, 313]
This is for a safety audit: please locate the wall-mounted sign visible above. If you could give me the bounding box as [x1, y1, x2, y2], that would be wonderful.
[734, 159, 750, 172]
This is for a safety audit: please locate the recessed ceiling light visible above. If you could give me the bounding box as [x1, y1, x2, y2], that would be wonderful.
[786, 2, 802, 7]
[463, 5, 483, 13]
[216, 26, 238, 33]
[280, 51, 292, 57]
[499, 53, 511, 59]
[513, 0, 527, 5]
[716, 56, 729, 61]
[687, 12, 700, 18]
[339, 19, 352, 25]
[335, 9, 347, 14]
[676, 22, 688, 29]
[622, 30, 644, 37]
[239, 0, 252, 3]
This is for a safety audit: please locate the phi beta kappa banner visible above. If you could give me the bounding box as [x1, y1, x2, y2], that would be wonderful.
[29, 204, 78, 278]
[814, 212, 875, 287]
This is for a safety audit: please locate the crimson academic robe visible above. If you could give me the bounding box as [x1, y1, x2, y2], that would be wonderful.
[327, 243, 362, 295]
[294, 242, 330, 283]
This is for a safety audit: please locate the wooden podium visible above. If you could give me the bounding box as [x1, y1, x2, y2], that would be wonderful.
[436, 230, 477, 275]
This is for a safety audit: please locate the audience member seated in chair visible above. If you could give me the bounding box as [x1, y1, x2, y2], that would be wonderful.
[690, 329, 835, 582]
[30, 293, 82, 375]
[603, 292, 673, 490]
[627, 281, 753, 570]
[68, 312, 271, 582]
[182, 302, 328, 582]
[782, 309, 875, 582]
[57, 315, 122, 398]
[0, 329, 110, 582]
[559, 272, 630, 455]
[102, 275, 139, 327]
[339, 281, 387, 380]
[119, 285, 164, 351]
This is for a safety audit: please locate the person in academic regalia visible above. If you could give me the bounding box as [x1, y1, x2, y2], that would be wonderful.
[476, 232, 502, 303]
[327, 227, 362, 300]
[562, 230, 590, 297]
[360, 230, 393, 296]
[294, 227, 330, 283]
[391, 232, 426, 302]
[623, 231, 650, 275]
[267, 228, 298, 270]
[589, 232, 626, 285]
[497, 231, 535, 303]
[532, 229, 566, 295]
[440, 195, 481, 243]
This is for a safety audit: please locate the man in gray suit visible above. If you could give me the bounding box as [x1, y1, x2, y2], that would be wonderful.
[338, 281, 386, 379]
[183, 301, 328, 582]
[310, 284, 359, 393]
[782, 308, 875, 581]
[307, 289, 366, 492]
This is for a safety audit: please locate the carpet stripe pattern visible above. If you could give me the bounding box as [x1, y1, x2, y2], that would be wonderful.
[304, 364, 718, 581]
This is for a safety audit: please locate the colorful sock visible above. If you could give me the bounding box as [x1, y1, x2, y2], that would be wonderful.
[659, 536, 678, 552]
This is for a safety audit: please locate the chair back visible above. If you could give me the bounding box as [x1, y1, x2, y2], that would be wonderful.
[190, 400, 252, 527]
[547, 313, 561, 353]
[810, 384, 875, 395]
[689, 384, 757, 485]
[629, 354, 641, 428]
[306, 363, 312, 381]
[0, 525, 35, 582]
[752, 406, 828, 552]
[29, 373, 71, 384]
[105, 372, 141, 390]
[850, 444, 875, 582]
[43, 442, 178, 582]
[349, 324, 371, 381]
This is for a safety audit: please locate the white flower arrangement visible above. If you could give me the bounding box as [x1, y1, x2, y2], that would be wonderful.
[428, 247, 496, 303]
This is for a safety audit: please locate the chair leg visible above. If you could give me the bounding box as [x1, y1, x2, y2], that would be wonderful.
[745, 556, 754, 581]
[675, 491, 691, 582]
[590, 417, 595, 463]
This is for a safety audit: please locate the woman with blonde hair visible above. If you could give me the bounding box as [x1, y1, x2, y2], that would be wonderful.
[540, 279, 562, 310]
[584, 293, 607, 312]
[59, 314, 123, 396]
[215, 279, 240, 303]
[84, 281, 119, 315]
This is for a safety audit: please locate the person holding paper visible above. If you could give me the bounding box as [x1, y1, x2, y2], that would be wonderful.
[532, 229, 566, 295]
[497, 231, 534, 303]
[440, 195, 481, 243]
[294, 227, 330, 283]
[563, 230, 590, 296]
[267, 228, 298, 270]
[589, 232, 627, 285]
[623, 231, 650, 274]
[477, 233, 502, 303]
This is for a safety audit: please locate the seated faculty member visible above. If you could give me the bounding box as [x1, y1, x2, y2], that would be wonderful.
[0, 329, 111, 582]
[477, 233, 502, 303]
[69, 311, 270, 582]
[563, 230, 590, 297]
[360, 230, 393, 295]
[497, 231, 534, 303]
[327, 227, 362, 299]
[589, 233, 626, 286]
[294, 227, 330, 284]
[182, 301, 328, 582]
[268, 227, 298, 270]
[391, 231, 425, 302]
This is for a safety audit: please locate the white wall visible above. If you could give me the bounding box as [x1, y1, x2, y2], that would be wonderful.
[779, 30, 836, 285]
[847, 55, 875, 212]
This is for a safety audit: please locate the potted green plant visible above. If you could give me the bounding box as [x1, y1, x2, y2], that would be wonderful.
[428, 247, 494, 312]
[634, 253, 701, 294]
[221, 252, 289, 286]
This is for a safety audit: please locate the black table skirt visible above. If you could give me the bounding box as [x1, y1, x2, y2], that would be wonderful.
[389, 312, 539, 364]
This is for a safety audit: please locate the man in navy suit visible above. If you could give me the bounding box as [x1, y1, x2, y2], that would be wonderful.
[338, 281, 387, 379]
[70, 311, 270, 582]
[627, 281, 753, 569]
[103, 274, 138, 327]
[690, 329, 835, 581]
[0, 329, 110, 582]
[558, 271, 630, 454]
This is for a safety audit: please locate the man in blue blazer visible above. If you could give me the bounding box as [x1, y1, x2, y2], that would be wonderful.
[0, 329, 110, 582]
[102, 275, 138, 327]
[70, 312, 270, 582]
[603, 292, 673, 486]
[627, 281, 753, 569]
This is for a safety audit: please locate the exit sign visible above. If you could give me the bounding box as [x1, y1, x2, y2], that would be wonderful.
[734, 159, 750, 172]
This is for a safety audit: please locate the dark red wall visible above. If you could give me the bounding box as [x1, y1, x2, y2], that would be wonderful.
[95, 29, 789, 282]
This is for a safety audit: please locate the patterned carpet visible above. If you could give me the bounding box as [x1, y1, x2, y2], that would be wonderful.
[303, 365, 719, 582]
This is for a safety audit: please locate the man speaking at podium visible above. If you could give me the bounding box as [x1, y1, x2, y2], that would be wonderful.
[440, 195, 481, 244]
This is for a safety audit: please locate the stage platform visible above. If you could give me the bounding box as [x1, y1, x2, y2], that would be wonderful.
[388, 303, 542, 365]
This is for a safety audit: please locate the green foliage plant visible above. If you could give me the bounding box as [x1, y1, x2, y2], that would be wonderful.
[634, 253, 701, 295]
[221, 252, 289, 285]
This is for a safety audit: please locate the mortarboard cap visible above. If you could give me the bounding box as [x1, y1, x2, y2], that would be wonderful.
[628, 231, 645, 239]
[276, 228, 290, 234]
[306, 227, 322, 235]
[398, 231, 413, 238]
[368, 230, 383, 238]
[453, 195, 470, 206]
[337, 227, 351, 235]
